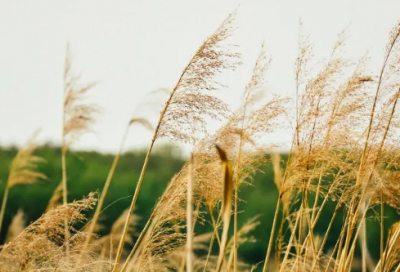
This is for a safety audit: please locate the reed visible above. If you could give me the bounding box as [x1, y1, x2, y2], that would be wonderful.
[2, 10, 400, 272]
[0, 131, 45, 237]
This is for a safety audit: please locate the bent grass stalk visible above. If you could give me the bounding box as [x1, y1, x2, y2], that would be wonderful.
[0, 185, 10, 237]
[82, 124, 130, 250]
[113, 57, 193, 271]
[4, 14, 400, 272]
[0, 131, 45, 238]
[186, 154, 194, 272]
[113, 13, 239, 270]
[203, 206, 222, 272]
[215, 144, 234, 272]
[62, 44, 98, 252]
[83, 118, 152, 251]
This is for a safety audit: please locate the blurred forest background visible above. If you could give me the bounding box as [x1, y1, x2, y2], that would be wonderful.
[0, 144, 397, 267]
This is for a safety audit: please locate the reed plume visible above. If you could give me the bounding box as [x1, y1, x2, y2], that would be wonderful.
[94, 209, 140, 260]
[61, 45, 99, 252]
[0, 130, 46, 238]
[4, 209, 25, 244]
[46, 182, 63, 211]
[4, 9, 400, 272]
[113, 12, 241, 271]
[62, 44, 99, 206]
[0, 193, 104, 272]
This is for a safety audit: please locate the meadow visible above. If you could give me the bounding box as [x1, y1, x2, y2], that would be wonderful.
[1, 11, 400, 272]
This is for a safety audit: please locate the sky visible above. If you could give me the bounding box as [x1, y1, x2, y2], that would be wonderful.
[0, 0, 399, 154]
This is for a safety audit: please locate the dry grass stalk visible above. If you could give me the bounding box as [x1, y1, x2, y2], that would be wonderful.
[0, 193, 106, 272]
[4, 11, 400, 272]
[186, 154, 194, 272]
[4, 209, 25, 244]
[113, 12, 241, 271]
[62, 44, 99, 206]
[226, 216, 260, 269]
[0, 130, 46, 237]
[83, 117, 153, 252]
[215, 144, 233, 272]
[61, 45, 99, 253]
[94, 209, 140, 260]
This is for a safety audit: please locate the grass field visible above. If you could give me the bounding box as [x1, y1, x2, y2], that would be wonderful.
[1, 11, 400, 272]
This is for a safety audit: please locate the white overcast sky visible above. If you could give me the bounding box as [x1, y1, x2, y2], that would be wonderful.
[0, 0, 399, 153]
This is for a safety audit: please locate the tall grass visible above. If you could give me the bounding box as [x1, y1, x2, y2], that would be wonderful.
[1, 11, 400, 272]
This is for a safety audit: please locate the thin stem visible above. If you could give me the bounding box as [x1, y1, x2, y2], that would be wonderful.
[0, 185, 10, 237]
[61, 148, 68, 206]
[62, 46, 70, 253]
[341, 33, 400, 263]
[113, 36, 198, 270]
[209, 206, 222, 246]
[380, 192, 385, 272]
[374, 219, 400, 272]
[180, 203, 200, 272]
[233, 172, 239, 272]
[361, 208, 367, 272]
[61, 147, 70, 253]
[203, 231, 216, 272]
[113, 139, 155, 271]
[186, 154, 194, 272]
[233, 133, 245, 272]
[262, 196, 281, 272]
[120, 215, 155, 272]
[309, 204, 340, 271]
[203, 207, 222, 272]
[344, 197, 372, 271]
[83, 124, 130, 250]
[279, 207, 302, 272]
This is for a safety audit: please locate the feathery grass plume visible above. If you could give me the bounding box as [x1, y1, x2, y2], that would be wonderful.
[364, 60, 400, 271]
[62, 44, 99, 206]
[0, 193, 108, 272]
[129, 117, 153, 130]
[83, 117, 153, 251]
[263, 26, 318, 272]
[215, 144, 233, 272]
[291, 21, 400, 271]
[123, 141, 224, 271]
[280, 250, 337, 272]
[119, 142, 225, 271]
[4, 209, 25, 244]
[122, 177, 188, 271]
[46, 181, 63, 212]
[264, 27, 375, 271]
[226, 216, 261, 269]
[113, 12, 241, 271]
[196, 87, 288, 271]
[156, 16, 241, 145]
[221, 43, 281, 272]
[94, 209, 140, 260]
[121, 131, 246, 271]
[0, 130, 46, 238]
[373, 221, 400, 272]
[295, 56, 373, 246]
[164, 233, 213, 271]
[62, 45, 99, 253]
[122, 156, 204, 271]
[335, 21, 400, 271]
[130, 126, 234, 272]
